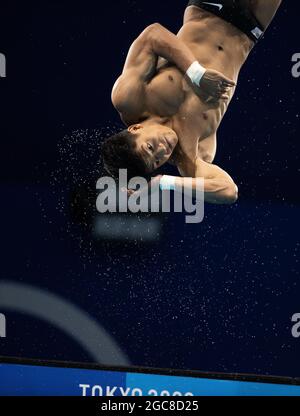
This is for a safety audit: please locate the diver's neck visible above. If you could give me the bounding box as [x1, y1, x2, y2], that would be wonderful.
[142, 116, 174, 129]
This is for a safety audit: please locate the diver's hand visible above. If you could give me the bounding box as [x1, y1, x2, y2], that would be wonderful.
[200, 69, 236, 100]
[122, 175, 163, 198]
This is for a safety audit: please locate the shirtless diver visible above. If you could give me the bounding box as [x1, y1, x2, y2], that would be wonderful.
[101, 0, 282, 204]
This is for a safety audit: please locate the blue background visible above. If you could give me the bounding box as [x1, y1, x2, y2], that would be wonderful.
[0, 1, 299, 378]
[1, 363, 300, 396]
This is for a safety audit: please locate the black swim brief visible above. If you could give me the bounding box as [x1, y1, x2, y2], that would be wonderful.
[187, 0, 264, 43]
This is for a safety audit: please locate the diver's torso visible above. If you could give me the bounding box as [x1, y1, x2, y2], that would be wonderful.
[144, 7, 253, 167]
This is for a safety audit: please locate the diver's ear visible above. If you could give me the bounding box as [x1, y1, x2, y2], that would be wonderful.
[128, 124, 143, 133]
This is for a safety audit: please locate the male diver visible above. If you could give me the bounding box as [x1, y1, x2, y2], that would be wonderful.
[102, 0, 282, 204]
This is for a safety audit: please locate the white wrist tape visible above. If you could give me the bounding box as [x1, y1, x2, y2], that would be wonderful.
[159, 175, 176, 191]
[186, 61, 206, 86]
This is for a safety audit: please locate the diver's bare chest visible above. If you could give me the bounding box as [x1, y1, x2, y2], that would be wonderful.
[145, 67, 186, 116]
[144, 68, 217, 139]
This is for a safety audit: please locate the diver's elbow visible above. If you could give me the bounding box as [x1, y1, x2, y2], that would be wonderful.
[223, 183, 239, 204]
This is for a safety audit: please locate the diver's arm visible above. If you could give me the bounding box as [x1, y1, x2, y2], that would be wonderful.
[112, 23, 234, 109]
[122, 23, 197, 80]
[125, 159, 238, 205]
[163, 159, 238, 205]
[144, 24, 235, 97]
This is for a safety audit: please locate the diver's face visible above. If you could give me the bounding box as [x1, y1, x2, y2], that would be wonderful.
[128, 124, 178, 172]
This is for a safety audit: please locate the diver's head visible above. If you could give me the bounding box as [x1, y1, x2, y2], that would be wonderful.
[101, 122, 178, 179]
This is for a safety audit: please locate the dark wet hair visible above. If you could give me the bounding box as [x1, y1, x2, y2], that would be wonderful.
[101, 129, 150, 181]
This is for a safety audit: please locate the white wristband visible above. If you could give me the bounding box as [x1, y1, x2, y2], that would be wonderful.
[186, 61, 206, 86]
[159, 175, 176, 191]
